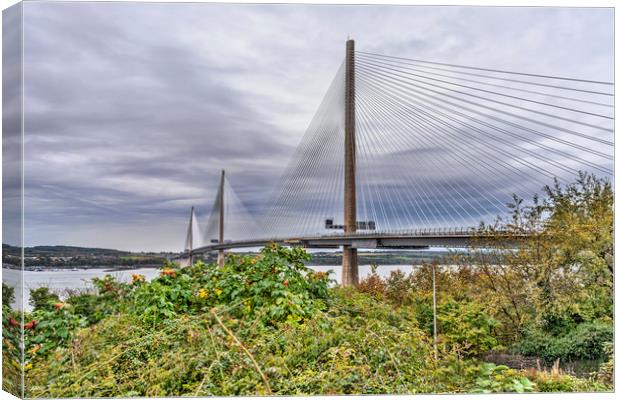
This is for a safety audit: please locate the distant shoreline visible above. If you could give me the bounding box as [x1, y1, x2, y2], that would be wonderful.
[3, 264, 163, 272]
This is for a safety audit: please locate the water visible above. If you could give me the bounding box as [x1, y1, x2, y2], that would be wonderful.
[4, 267, 161, 311]
[4, 264, 418, 312]
[308, 264, 418, 284]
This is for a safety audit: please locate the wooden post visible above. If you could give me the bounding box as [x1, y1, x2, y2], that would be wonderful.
[342, 39, 358, 286]
[217, 170, 225, 267]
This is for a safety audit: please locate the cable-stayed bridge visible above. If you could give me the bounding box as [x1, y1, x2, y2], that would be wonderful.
[181, 40, 613, 286]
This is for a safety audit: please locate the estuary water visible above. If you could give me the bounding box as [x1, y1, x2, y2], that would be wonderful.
[4, 264, 419, 311]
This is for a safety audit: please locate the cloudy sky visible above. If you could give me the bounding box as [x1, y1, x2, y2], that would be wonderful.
[3, 2, 613, 251]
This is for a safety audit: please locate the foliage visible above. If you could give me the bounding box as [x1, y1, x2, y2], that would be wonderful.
[438, 300, 501, 357]
[29, 287, 61, 312]
[130, 245, 330, 327]
[200, 244, 331, 325]
[471, 363, 534, 393]
[92, 274, 133, 301]
[2, 282, 15, 308]
[464, 172, 613, 342]
[25, 303, 88, 360]
[129, 269, 196, 325]
[27, 287, 608, 397]
[66, 293, 112, 325]
[522, 360, 610, 392]
[358, 267, 501, 357]
[17, 173, 616, 395]
[595, 343, 614, 386]
[2, 286, 22, 397]
[515, 321, 613, 362]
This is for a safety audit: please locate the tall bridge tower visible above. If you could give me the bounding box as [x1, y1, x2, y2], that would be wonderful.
[217, 169, 225, 267]
[342, 39, 359, 286]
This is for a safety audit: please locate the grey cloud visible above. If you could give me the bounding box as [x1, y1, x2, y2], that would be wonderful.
[8, 2, 613, 251]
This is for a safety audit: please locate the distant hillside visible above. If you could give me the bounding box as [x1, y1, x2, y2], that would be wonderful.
[2, 244, 132, 257]
[2, 244, 174, 268]
[3, 243, 460, 268]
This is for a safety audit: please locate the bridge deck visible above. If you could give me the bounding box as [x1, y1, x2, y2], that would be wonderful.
[190, 230, 521, 255]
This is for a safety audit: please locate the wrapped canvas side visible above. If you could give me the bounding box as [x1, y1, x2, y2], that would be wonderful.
[2, 2, 24, 398]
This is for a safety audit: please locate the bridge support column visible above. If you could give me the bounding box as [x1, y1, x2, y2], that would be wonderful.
[342, 39, 358, 287]
[217, 169, 225, 267]
[342, 247, 358, 286]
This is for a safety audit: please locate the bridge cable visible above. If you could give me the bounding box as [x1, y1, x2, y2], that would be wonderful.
[357, 88, 478, 227]
[356, 80, 514, 217]
[356, 57, 613, 120]
[355, 53, 613, 109]
[357, 60, 615, 141]
[355, 66, 612, 176]
[356, 63, 614, 165]
[357, 51, 614, 86]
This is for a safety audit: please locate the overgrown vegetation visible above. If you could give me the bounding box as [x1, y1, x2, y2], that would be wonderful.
[471, 172, 613, 364]
[2, 172, 613, 396]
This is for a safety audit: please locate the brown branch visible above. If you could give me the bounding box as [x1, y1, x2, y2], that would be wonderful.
[210, 309, 272, 394]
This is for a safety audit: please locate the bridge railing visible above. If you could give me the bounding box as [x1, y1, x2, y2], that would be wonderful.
[188, 224, 535, 254]
[252, 225, 518, 242]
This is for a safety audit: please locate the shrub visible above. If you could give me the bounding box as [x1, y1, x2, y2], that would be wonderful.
[523, 364, 611, 392]
[471, 363, 535, 393]
[384, 269, 416, 304]
[515, 321, 612, 362]
[438, 300, 501, 357]
[595, 343, 613, 386]
[2, 298, 22, 396]
[92, 274, 133, 301]
[130, 271, 196, 325]
[128, 245, 330, 327]
[195, 245, 330, 326]
[25, 303, 88, 359]
[357, 265, 386, 298]
[29, 287, 60, 312]
[66, 293, 113, 325]
[2, 283, 15, 308]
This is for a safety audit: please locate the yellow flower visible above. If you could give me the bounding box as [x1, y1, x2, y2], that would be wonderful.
[198, 289, 207, 299]
[214, 288, 222, 297]
[24, 363, 33, 371]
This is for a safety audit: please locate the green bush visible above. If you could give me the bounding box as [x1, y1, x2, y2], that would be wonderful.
[127, 245, 330, 327]
[471, 363, 534, 393]
[66, 293, 113, 325]
[130, 270, 196, 325]
[2, 294, 22, 396]
[515, 321, 612, 362]
[29, 287, 60, 312]
[25, 303, 88, 360]
[438, 300, 501, 356]
[2, 283, 15, 308]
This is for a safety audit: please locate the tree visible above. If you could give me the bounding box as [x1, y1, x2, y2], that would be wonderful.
[465, 172, 613, 340]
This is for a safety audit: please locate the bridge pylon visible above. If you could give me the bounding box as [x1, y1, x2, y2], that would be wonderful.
[342, 39, 359, 286]
[217, 169, 226, 267]
[182, 206, 195, 267]
[188, 206, 194, 265]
